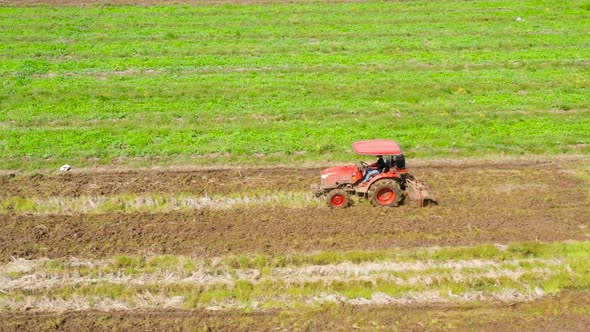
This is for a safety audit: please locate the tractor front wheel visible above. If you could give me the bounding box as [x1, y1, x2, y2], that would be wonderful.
[326, 189, 350, 208]
[368, 179, 404, 207]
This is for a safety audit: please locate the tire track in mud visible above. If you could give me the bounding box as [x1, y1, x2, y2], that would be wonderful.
[0, 160, 588, 260]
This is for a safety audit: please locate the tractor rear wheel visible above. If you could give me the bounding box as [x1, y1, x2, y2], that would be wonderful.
[368, 179, 404, 207]
[326, 189, 350, 208]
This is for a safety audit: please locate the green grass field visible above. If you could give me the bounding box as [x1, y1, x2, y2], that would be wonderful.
[1, 1, 589, 169]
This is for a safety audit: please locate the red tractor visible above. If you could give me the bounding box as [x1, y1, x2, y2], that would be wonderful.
[313, 139, 437, 208]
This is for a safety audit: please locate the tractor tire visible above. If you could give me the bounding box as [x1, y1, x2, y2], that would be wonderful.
[326, 189, 350, 209]
[368, 179, 404, 207]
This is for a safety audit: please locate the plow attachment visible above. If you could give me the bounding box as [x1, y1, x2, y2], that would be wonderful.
[403, 174, 438, 207]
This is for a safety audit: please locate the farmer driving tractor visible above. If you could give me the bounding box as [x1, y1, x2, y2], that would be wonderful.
[361, 155, 387, 184]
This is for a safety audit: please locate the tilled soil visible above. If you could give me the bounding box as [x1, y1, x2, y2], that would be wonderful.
[1, 202, 588, 260]
[0, 167, 318, 198]
[1, 159, 588, 260]
[1, 158, 589, 331]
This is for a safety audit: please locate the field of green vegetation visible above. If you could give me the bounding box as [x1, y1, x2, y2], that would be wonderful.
[1, 0, 589, 169]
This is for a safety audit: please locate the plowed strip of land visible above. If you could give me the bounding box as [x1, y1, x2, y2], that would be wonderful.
[0, 167, 318, 198]
[1, 204, 587, 260]
[0, 157, 586, 198]
[1, 159, 588, 260]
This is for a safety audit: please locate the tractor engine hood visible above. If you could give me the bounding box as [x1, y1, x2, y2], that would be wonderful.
[320, 165, 362, 189]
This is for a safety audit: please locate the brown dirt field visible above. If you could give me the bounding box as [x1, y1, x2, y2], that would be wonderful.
[1, 160, 588, 260]
[0, 167, 319, 198]
[0, 157, 584, 197]
[1, 291, 589, 331]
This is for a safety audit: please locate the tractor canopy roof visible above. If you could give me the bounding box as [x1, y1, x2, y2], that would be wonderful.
[352, 139, 403, 156]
